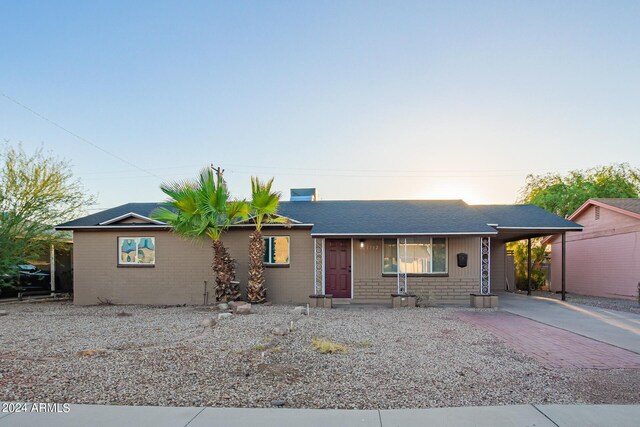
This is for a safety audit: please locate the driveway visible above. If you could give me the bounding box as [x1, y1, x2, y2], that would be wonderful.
[497, 292, 640, 354]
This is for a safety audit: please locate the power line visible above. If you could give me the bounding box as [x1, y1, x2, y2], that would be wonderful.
[1, 92, 160, 178]
[73, 161, 573, 179]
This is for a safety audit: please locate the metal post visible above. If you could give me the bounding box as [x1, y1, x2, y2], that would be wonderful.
[561, 232, 566, 301]
[527, 238, 532, 296]
[403, 238, 407, 293]
[50, 244, 56, 294]
[396, 238, 400, 294]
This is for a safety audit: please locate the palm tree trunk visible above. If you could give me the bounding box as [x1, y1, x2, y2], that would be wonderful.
[247, 230, 267, 303]
[212, 240, 240, 302]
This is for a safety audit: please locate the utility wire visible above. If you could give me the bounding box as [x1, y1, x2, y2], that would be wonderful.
[1, 92, 160, 178]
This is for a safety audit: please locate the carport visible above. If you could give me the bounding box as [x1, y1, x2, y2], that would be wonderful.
[475, 205, 583, 301]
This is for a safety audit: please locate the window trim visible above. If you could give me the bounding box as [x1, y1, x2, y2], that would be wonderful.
[263, 236, 291, 266]
[117, 236, 156, 267]
[381, 237, 448, 275]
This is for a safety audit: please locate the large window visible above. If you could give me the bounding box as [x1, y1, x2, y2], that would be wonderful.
[263, 236, 290, 265]
[383, 237, 447, 274]
[118, 237, 155, 266]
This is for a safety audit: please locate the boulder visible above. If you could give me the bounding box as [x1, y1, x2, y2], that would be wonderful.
[218, 312, 233, 320]
[217, 303, 230, 311]
[234, 304, 251, 315]
[271, 326, 289, 336]
[292, 306, 307, 316]
[200, 317, 217, 328]
[271, 399, 286, 407]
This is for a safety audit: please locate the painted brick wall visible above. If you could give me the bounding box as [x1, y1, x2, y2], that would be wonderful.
[73, 228, 314, 305]
[352, 237, 481, 303]
[353, 277, 477, 303]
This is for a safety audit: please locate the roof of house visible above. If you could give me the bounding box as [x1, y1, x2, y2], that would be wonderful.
[542, 198, 640, 245]
[56, 199, 582, 237]
[472, 204, 579, 229]
[590, 198, 640, 216]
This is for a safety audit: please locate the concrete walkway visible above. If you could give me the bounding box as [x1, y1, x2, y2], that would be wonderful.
[1, 404, 639, 427]
[497, 292, 640, 354]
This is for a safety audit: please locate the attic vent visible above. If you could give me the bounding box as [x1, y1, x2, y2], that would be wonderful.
[290, 188, 318, 202]
[595, 206, 600, 220]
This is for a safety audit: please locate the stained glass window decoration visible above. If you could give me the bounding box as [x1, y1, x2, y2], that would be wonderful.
[119, 237, 155, 265]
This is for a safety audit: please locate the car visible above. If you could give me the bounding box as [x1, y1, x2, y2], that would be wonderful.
[0, 265, 51, 298]
[15, 264, 51, 292]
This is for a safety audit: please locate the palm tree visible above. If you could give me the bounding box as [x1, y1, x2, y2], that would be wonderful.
[152, 167, 248, 302]
[246, 177, 286, 303]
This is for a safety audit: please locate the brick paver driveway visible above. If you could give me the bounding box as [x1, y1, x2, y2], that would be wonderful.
[457, 311, 640, 369]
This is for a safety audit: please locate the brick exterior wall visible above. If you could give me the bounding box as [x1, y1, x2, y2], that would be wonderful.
[351, 237, 482, 303]
[353, 277, 478, 303]
[72, 227, 314, 305]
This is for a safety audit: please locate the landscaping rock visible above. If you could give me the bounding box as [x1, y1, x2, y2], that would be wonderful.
[200, 317, 217, 328]
[235, 305, 251, 315]
[217, 303, 230, 311]
[270, 399, 286, 407]
[232, 302, 252, 315]
[2, 301, 635, 410]
[76, 349, 106, 357]
[0, 310, 8, 316]
[292, 306, 307, 316]
[218, 312, 233, 320]
[271, 326, 289, 336]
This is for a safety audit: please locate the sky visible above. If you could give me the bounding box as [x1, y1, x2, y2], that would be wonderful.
[1, 1, 639, 211]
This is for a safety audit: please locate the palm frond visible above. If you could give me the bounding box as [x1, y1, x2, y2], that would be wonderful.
[250, 176, 283, 231]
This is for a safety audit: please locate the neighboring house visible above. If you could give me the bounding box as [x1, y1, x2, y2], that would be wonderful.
[55, 190, 581, 305]
[545, 198, 640, 300]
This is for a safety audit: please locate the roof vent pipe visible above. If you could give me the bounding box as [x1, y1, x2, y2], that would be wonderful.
[290, 188, 319, 202]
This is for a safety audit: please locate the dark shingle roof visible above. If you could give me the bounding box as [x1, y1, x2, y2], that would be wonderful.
[57, 200, 582, 235]
[473, 204, 582, 229]
[57, 203, 166, 227]
[278, 200, 496, 235]
[592, 198, 640, 216]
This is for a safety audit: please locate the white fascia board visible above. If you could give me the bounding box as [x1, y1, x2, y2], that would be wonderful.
[99, 212, 166, 226]
[229, 223, 313, 229]
[310, 231, 498, 237]
[55, 225, 170, 230]
[241, 214, 303, 225]
[495, 226, 583, 231]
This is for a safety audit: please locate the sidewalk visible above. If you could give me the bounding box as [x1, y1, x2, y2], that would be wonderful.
[497, 292, 640, 354]
[1, 404, 639, 426]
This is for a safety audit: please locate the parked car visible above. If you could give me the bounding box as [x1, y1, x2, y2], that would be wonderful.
[0, 265, 50, 298]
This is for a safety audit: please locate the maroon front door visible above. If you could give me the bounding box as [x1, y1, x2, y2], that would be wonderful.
[325, 239, 351, 298]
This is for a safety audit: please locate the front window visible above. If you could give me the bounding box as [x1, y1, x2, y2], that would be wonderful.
[263, 236, 290, 265]
[383, 237, 447, 274]
[119, 237, 155, 265]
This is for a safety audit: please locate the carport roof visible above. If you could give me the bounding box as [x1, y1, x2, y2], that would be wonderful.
[57, 200, 582, 238]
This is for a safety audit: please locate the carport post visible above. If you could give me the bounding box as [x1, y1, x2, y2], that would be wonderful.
[561, 232, 566, 301]
[50, 244, 56, 294]
[527, 238, 532, 296]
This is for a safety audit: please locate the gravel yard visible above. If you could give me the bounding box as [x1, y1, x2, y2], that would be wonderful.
[523, 290, 640, 314]
[0, 301, 638, 409]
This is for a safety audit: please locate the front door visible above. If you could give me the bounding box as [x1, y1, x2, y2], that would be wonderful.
[325, 239, 351, 298]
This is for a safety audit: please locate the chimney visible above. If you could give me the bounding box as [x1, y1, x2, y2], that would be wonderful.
[290, 188, 318, 202]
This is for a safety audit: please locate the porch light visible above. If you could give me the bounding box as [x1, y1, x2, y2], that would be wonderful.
[359, 239, 365, 248]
